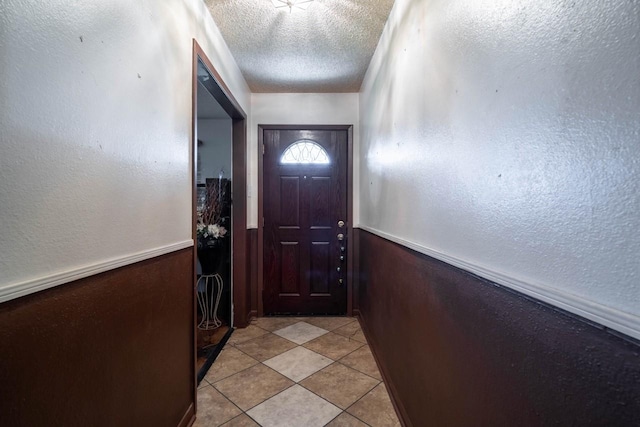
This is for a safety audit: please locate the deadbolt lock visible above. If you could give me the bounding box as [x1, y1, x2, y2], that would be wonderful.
[337, 233, 344, 241]
[338, 220, 345, 228]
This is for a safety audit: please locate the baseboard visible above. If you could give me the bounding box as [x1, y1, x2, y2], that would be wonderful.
[235, 310, 257, 328]
[178, 403, 195, 427]
[357, 315, 410, 427]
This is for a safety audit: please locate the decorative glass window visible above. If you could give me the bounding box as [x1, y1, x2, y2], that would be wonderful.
[280, 140, 330, 164]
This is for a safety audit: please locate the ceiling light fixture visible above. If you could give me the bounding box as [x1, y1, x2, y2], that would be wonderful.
[271, 0, 313, 12]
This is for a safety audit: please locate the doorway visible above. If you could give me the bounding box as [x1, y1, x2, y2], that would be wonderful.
[258, 126, 354, 316]
[192, 41, 247, 384]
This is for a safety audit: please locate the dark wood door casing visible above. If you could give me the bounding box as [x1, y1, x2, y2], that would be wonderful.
[192, 40, 249, 329]
[263, 128, 348, 315]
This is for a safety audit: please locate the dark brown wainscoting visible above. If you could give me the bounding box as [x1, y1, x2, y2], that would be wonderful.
[357, 229, 640, 427]
[249, 228, 258, 319]
[0, 248, 195, 427]
[351, 228, 360, 315]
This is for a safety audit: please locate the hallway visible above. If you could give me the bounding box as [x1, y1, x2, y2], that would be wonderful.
[2, 0, 639, 425]
[194, 317, 400, 426]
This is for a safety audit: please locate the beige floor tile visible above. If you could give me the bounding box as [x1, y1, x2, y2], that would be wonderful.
[300, 362, 379, 409]
[303, 317, 357, 331]
[193, 385, 242, 427]
[204, 347, 259, 384]
[263, 346, 333, 382]
[235, 332, 297, 362]
[247, 384, 342, 427]
[350, 329, 368, 344]
[339, 346, 382, 381]
[303, 332, 365, 361]
[333, 321, 362, 339]
[347, 384, 400, 427]
[252, 317, 300, 332]
[220, 413, 260, 426]
[227, 325, 270, 345]
[214, 364, 294, 411]
[325, 412, 370, 427]
[273, 321, 329, 345]
[197, 378, 210, 389]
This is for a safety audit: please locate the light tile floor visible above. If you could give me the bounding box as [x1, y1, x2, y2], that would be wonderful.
[195, 317, 401, 427]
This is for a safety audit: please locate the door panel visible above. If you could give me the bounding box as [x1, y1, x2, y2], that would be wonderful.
[280, 177, 300, 227]
[310, 177, 331, 228]
[263, 129, 347, 314]
[280, 242, 300, 295]
[310, 242, 330, 295]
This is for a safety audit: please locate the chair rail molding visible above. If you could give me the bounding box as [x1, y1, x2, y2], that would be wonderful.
[358, 225, 640, 342]
[0, 240, 194, 303]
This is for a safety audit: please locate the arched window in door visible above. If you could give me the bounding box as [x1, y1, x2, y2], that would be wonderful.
[280, 140, 330, 164]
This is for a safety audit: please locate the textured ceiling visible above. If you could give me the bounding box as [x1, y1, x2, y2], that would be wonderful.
[205, 0, 395, 92]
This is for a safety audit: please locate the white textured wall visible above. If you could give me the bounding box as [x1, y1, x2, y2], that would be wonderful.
[0, 0, 250, 300]
[249, 93, 359, 228]
[360, 0, 640, 338]
[197, 119, 232, 183]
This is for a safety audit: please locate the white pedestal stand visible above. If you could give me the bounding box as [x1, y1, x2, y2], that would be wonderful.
[196, 273, 223, 330]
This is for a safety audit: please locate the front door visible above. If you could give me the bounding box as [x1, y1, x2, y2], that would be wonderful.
[263, 128, 348, 315]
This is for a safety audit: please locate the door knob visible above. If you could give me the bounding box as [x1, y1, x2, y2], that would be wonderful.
[338, 220, 345, 228]
[337, 233, 344, 241]
[336, 267, 341, 273]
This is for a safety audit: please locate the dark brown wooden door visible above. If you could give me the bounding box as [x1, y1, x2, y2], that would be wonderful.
[263, 128, 348, 315]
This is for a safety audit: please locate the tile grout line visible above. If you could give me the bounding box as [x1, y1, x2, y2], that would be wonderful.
[209, 327, 326, 394]
[295, 360, 380, 418]
[311, 338, 366, 361]
[232, 328, 381, 401]
[232, 346, 355, 423]
[298, 335, 384, 426]
[201, 318, 372, 426]
[214, 364, 299, 415]
[242, 380, 299, 415]
[195, 382, 251, 426]
[205, 355, 261, 385]
[281, 362, 353, 427]
[223, 411, 261, 427]
[287, 341, 381, 426]
[334, 343, 384, 382]
[217, 386, 251, 425]
[341, 384, 382, 427]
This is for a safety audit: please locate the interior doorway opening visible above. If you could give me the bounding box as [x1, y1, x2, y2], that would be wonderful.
[195, 59, 233, 375]
[192, 41, 247, 385]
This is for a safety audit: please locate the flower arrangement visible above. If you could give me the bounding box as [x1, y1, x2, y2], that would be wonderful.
[197, 223, 227, 240]
[196, 180, 228, 247]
